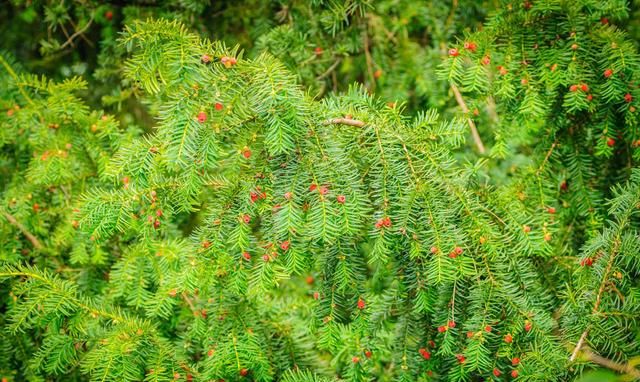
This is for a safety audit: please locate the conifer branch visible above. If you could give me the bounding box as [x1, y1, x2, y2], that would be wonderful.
[2, 212, 43, 250]
[450, 83, 485, 154]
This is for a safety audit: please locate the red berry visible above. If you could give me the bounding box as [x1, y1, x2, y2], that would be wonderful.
[215, 102, 223, 111]
[504, 333, 513, 343]
[250, 192, 259, 203]
[319, 185, 329, 195]
[523, 225, 531, 233]
[156, 209, 163, 217]
[581, 257, 593, 266]
[201, 54, 211, 64]
[105, 10, 113, 20]
[485, 325, 492, 332]
[153, 219, 161, 229]
[306, 275, 314, 284]
[512, 357, 520, 366]
[586, 94, 593, 101]
[524, 321, 532, 332]
[604, 69, 613, 78]
[581, 84, 589, 92]
[454, 246, 463, 255]
[242, 148, 251, 159]
[197, 111, 207, 123]
[547, 207, 556, 214]
[239, 369, 248, 377]
[455, 354, 466, 363]
[357, 297, 366, 310]
[365, 350, 372, 358]
[481, 55, 491, 66]
[262, 254, 270, 262]
[168, 289, 177, 297]
[374, 69, 383, 79]
[337, 194, 346, 204]
[430, 246, 439, 254]
[280, 241, 290, 251]
[242, 214, 251, 224]
[437, 326, 447, 333]
[571, 43, 578, 50]
[511, 370, 519, 378]
[569, 85, 578, 92]
[207, 349, 215, 357]
[607, 137, 615, 147]
[309, 184, 317, 192]
[284, 192, 293, 200]
[313, 291, 319, 300]
[448, 48, 460, 57]
[352, 356, 360, 364]
[314, 47, 323, 56]
[625, 93, 633, 103]
[242, 252, 251, 260]
[601, 17, 609, 25]
[419, 348, 431, 360]
[174, 373, 180, 380]
[467, 331, 474, 338]
[493, 368, 502, 377]
[448, 320, 456, 328]
[498, 66, 508, 75]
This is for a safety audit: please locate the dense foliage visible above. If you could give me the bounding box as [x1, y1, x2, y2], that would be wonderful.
[1, 1, 640, 382]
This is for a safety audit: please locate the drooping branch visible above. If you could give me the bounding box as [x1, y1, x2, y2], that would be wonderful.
[581, 348, 640, 379]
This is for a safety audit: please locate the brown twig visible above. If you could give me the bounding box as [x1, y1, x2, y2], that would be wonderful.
[60, 17, 94, 50]
[2, 212, 43, 250]
[450, 83, 486, 154]
[316, 58, 343, 80]
[323, 118, 366, 127]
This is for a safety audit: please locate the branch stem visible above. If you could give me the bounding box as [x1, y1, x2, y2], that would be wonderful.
[2, 212, 43, 250]
[450, 83, 486, 154]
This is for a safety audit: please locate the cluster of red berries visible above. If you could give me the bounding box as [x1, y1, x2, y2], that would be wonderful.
[250, 186, 267, 203]
[220, 56, 237, 68]
[309, 183, 330, 195]
[375, 216, 392, 229]
[449, 41, 477, 57]
[448, 246, 464, 258]
[569, 83, 589, 93]
[437, 320, 456, 333]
